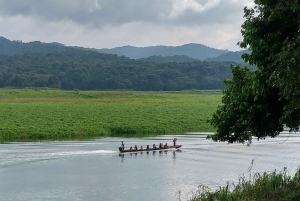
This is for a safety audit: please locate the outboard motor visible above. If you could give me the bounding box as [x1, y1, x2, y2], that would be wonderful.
[119, 147, 123, 152]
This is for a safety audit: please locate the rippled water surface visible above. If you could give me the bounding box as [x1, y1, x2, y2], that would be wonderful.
[1, 132, 300, 201]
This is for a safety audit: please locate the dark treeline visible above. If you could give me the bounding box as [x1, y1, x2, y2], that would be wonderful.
[0, 48, 244, 91]
[138, 55, 200, 63]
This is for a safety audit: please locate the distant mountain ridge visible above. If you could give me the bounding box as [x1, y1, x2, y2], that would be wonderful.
[97, 43, 229, 60]
[0, 36, 247, 62]
[0, 48, 236, 90]
[0, 36, 69, 55]
[205, 50, 249, 63]
[0, 36, 252, 91]
[139, 55, 200, 63]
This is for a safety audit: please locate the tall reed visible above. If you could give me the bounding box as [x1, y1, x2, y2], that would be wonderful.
[189, 164, 300, 201]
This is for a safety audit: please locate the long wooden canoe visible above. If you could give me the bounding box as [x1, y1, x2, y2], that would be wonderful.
[119, 145, 182, 153]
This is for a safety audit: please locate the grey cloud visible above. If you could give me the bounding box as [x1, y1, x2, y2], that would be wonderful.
[0, 0, 171, 26]
[170, 0, 246, 26]
[0, 0, 249, 28]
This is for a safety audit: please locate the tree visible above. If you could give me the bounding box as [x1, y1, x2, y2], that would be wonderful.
[209, 0, 300, 142]
[209, 65, 287, 143]
[7, 75, 28, 88]
[48, 76, 61, 89]
[240, 0, 300, 99]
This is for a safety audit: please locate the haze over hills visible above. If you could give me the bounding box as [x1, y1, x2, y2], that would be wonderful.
[0, 36, 68, 55]
[205, 50, 249, 63]
[97, 43, 229, 60]
[138, 55, 200, 63]
[0, 36, 247, 63]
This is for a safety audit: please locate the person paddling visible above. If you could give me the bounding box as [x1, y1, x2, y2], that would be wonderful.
[121, 141, 125, 150]
[173, 138, 177, 146]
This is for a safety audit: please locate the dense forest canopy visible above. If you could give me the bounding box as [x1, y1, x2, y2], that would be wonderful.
[138, 55, 200, 63]
[209, 0, 300, 143]
[0, 48, 241, 90]
[0, 36, 251, 91]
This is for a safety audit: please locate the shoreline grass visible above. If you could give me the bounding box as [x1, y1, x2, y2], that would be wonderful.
[0, 89, 222, 142]
[188, 164, 300, 201]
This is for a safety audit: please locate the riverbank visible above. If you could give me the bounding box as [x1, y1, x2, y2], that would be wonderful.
[0, 89, 222, 142]
[189, 167, 300, 201]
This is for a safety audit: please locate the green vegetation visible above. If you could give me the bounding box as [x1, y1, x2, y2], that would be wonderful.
[0, 48, 238, 91]
[209, 66, 285, 143]
[209, 0, 300, 143]
[139, 55, 200, 63]
[205, 50, 249, 63]
[0, 37, 252, 91]
[189, 167, 300, 201]
[0, 37, 247, 62]
[193, 2, 300, 201]
[97, 43, 228, 60]
[0, 89, 222, 142]
[0, 36, 68, 55]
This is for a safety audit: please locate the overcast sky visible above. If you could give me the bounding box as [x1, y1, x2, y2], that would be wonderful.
[0, 0, 254, 51]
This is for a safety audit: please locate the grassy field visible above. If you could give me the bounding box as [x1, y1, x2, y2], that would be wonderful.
[0, 89, 222, 142]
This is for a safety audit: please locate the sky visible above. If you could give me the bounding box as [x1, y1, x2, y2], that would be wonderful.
[0, 0, 254, 51]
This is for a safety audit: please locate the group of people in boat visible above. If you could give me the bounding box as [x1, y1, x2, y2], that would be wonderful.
[120, 138, 177, 151]
[121, 138, 177, 150]
[127, 143, 168, 150]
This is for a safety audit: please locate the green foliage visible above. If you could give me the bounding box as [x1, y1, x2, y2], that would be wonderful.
[209, 0, 300, 142]
[208, 65, 286, 142]
[139, 55, 200, 63]
[0, 37, 253, 91]
[189, 167, 300, 201]
[239, 0, 300, 130]
[0, 48, 238, 91]
[0, 89, 221, 142]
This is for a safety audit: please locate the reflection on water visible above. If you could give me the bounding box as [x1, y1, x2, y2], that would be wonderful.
[1, 133, 300, 201]
[119, 150, 182, 162]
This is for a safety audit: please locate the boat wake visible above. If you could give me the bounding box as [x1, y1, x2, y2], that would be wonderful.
[46, 149, 116, 156]
[0, 150, 117, 168]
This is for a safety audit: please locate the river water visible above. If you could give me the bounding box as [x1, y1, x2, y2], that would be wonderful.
[1, 132, 300, 201]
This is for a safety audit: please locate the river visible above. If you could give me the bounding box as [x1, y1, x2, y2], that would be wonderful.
[1, 132, 300, 201]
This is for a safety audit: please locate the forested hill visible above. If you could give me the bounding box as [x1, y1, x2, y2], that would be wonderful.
[205, 50, 250, 63]
[0, 36, 247, 62]
[138, 55, 200, 63]
[0, 48, 236, 90]
[0, 36, 69, 55]
[97, 43, 229, 60]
